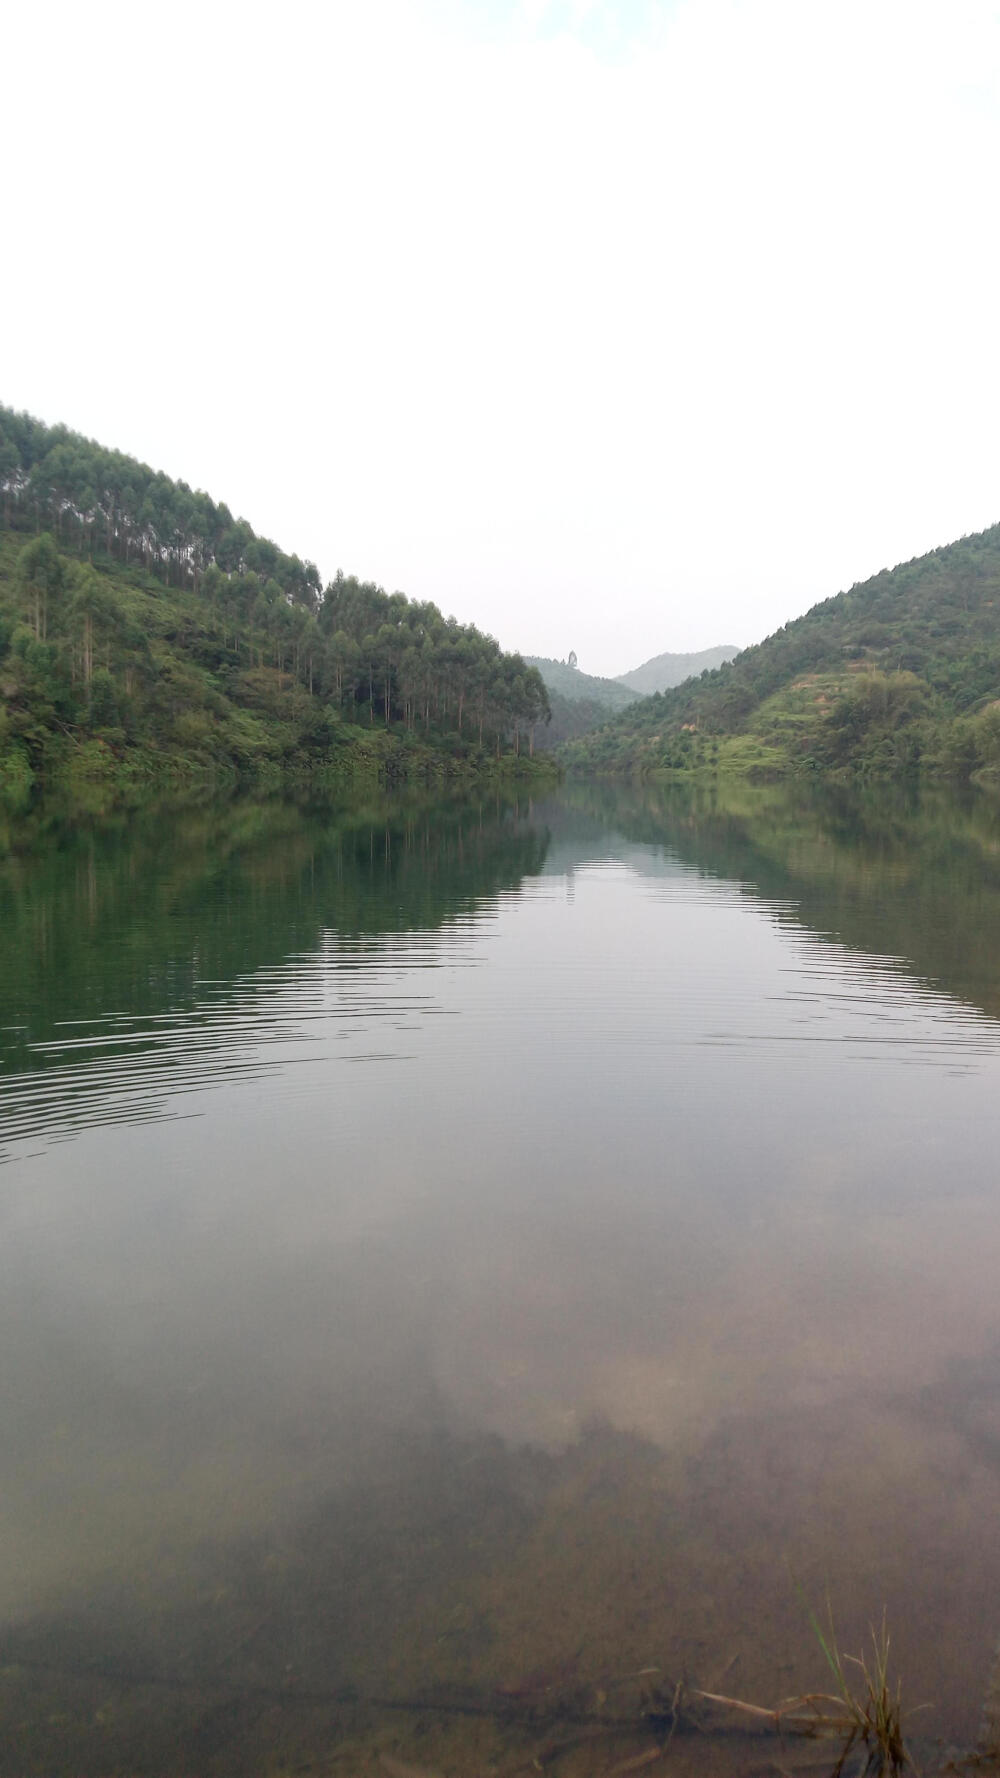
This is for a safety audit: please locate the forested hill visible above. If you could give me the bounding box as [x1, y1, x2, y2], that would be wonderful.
[0, 406, 550, 803]
[525, 655, 638, 746]
[617, 643, 738, 695]
[562, 521, 1000, 782]
[526, 656, 638, 708]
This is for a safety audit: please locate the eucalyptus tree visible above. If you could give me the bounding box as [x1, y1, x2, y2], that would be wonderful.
[69, 566, 121, 689]
[15, 533, 67, 641]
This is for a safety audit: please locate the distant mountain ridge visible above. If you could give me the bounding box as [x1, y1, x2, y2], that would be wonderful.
[526, 648, 740, 749]
[525, 656, 639, 711]
[617, 644, 739, 695]
[524, 655, 638, 749]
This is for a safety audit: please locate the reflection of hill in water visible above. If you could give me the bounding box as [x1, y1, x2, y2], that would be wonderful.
[0, 795, 551, 1155]
[6, 779, 1000, 1043]
[2, 796, 553, 1033]
[6, 781, 1000, 1146]
[547, 780, 1000, 1025]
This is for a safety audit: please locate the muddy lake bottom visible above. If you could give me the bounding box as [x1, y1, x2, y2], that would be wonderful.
[3, 1410, 999, 1774]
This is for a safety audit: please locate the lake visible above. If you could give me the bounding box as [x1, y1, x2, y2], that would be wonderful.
[2, 780, 1000, 1776]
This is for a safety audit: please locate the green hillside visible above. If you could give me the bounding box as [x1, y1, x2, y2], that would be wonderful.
[0, 407, 551, 805]
[525, 654, 639, 746]
[526, 654, 638, 708]
[617, 643, 738, 695]
[562, 521, 1000, 783]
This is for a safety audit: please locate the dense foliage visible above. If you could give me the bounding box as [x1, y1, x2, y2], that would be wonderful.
[563, 522, 1000, 782]
[0, 407, 549, 800]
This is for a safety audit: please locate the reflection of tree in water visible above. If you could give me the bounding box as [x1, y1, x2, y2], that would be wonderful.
[555, 779, 1000, 1024]
[0, 794, 551, 1055]
[12, 780, 1000, 1057]
[0, 793, 551, 1155]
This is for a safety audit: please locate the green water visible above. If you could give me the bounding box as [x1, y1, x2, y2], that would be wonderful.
[2, 781, 1000, 1775]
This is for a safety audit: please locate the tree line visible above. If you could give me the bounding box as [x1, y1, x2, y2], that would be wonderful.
[0, 406, 322, 607]
[0, 406, 550, 771]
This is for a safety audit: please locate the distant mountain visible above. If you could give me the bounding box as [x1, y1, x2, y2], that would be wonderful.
[617, 645, 739, 695]
[524, 656, 639, 748]
[526, 656, 639, 710]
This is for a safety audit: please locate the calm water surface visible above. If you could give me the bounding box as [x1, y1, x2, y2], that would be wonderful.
[2, 782, 1000, 1774]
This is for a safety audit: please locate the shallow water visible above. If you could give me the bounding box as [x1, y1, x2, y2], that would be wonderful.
[2, 781, 1000, 1774]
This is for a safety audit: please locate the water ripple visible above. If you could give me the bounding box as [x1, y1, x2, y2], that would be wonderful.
[0, 928, 469, 1162]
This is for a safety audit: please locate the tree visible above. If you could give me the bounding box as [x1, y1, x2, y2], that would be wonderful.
[16, 533, 66, 641]
[68, 566, 121, 688]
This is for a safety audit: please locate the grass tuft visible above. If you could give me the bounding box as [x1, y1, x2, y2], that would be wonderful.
[682, 1598, 918, 1776]
[804, 1601, 912, 1778]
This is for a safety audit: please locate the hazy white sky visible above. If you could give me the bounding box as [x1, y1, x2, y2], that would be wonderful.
[5, 0, 1000, 676]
